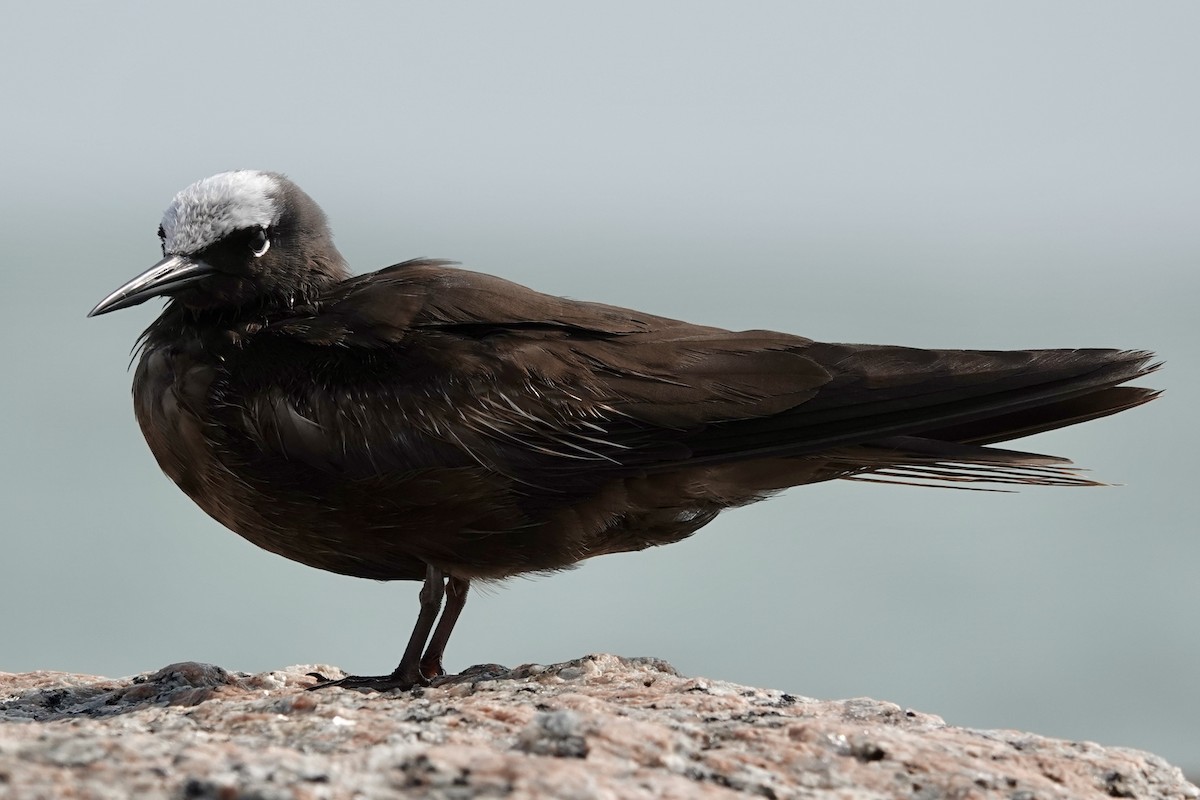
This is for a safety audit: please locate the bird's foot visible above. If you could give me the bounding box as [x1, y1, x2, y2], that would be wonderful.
[305, 662, 510, 692]
[306, 670, 428, 693]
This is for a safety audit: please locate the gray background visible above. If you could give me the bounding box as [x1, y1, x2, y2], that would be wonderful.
[3, 0, 1197, 775]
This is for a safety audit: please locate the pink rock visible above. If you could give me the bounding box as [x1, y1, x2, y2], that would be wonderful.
[1, 655, 1196, 799]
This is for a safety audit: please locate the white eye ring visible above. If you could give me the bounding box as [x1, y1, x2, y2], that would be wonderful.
[250, 228, 270, 258]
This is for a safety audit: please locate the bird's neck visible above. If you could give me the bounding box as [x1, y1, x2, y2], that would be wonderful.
[141, 294, 311, 355]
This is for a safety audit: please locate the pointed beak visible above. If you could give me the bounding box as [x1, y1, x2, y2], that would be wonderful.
[88, 254, 216, 317]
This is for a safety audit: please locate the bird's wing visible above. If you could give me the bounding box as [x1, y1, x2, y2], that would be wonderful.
[236, 260, 1156, 487]
[233, 260, 824, 477]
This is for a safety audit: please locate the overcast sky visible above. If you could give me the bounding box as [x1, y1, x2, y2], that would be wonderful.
[2, 0, 1197, 775]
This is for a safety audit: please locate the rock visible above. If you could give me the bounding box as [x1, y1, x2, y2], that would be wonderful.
[0, 654, 1195, 799]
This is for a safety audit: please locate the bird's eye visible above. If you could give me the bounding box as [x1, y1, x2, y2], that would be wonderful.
[249, 227, 271, 258]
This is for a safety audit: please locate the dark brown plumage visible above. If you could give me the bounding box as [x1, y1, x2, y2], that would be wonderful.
[89, 171, 1159, 691]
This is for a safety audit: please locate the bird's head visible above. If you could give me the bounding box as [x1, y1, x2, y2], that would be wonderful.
[89, 170, 349, 317]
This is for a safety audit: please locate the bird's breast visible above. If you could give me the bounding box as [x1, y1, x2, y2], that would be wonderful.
[132, 341, 250, 532]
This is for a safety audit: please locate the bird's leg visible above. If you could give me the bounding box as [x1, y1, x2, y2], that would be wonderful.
[309, 564, 446, 692]
[390, 563, 447, 683]
[420, 576, 470, 680]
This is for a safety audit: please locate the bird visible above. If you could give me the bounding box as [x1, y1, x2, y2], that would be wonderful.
[89, 170, 1159, 692]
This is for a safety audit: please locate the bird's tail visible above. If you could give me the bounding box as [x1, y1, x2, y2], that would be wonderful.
[834, 353, 1160, 490]
[834, 437, 1124, 490]
[684, 347, 1159, 490]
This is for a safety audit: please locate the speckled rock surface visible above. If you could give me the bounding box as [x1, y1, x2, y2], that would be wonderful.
[1, 655, 1195, 799]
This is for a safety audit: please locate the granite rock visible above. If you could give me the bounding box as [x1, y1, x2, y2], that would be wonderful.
[1, 654, 1195, 799]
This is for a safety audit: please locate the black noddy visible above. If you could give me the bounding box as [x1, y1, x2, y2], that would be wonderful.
[89, 170, 1159, 691]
